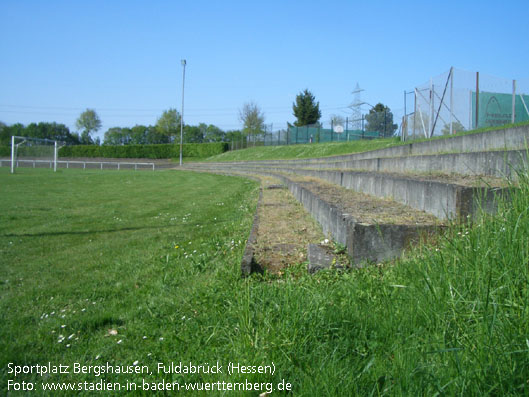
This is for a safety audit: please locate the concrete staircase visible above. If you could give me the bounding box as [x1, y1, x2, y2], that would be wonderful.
[184, 125, 528, 266]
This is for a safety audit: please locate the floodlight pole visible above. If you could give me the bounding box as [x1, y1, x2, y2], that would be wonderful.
[179, 59, 186, 167]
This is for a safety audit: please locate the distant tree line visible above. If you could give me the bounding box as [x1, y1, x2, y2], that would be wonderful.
[0, 107, 247, 147]
[0, 121, 81, 146]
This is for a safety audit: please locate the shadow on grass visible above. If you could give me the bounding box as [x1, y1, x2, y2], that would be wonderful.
[1, 224, 183, 238]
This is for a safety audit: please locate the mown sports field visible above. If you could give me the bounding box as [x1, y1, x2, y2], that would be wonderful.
[1, 166, 528, 395]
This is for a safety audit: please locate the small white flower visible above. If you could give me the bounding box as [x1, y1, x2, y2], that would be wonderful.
[66, 344, 70, 348]
[61, 324, 66, 328]
[133, 360, 139, 366]
[68, 334, 75, 339]
[117, 339, 122, 344]
[159, 337, 164, 341]
[95, 355, 100, 360]
[143, 336, 147, 339]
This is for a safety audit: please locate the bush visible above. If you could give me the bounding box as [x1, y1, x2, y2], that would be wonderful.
[58, 143, 228, 159]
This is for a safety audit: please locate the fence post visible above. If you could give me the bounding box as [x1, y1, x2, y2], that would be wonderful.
[449, 67, 454, 134]
[295, 127, 298, 144]
[346, 117, 349, 141]
[475, 71, 480, 129]
[512, 79, 516, 123]
[362, 115, 365, 139]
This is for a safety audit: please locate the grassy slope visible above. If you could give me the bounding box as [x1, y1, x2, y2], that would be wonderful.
[205, 120, 529, 163]
[206, 138, 400, 162]
[1, 168, 528, 395]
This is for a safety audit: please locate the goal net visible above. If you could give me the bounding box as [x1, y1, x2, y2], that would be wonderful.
[10, 136, 59, 173]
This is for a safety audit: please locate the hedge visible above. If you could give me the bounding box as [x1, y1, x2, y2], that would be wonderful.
[57, 143, 228, 159]
[0, 146, 10, 156]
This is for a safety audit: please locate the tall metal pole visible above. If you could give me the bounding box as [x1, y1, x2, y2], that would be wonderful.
[403, 90, 407, 141]
[429, 78, 434, 137]
[449, 67, 454, 134]
[512, 79, 516, 124]
[179, 59, 186, 167]
[475, 71, 479, 129]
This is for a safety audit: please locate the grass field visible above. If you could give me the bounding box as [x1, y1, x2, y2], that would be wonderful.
[1, 167, 529, 395]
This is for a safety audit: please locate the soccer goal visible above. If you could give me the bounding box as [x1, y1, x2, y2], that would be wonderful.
[10, 136, 59, 173]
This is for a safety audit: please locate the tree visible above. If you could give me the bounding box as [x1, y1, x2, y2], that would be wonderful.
[0, 121, 8, 145]
[292, 89, 321, 126]
[239, 102, 265, 143]
[76, 109, 101, 144]
[329, 114, 345, 127]
[441, 121, 466, 135]
[103, 127, 132, 145]
[203, 124, 225, 142]
[364, 103, 398, 138]
[156, 109, 181, 143]
[184, 125, 204, 143]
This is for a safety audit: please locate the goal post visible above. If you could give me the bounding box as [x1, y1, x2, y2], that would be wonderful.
[10, 135, 60, 173]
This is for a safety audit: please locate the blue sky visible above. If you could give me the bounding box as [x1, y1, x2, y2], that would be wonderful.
[1, 0, 528, 140]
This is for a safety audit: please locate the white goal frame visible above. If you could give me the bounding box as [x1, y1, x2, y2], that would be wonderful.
[11, 135, 59, 174]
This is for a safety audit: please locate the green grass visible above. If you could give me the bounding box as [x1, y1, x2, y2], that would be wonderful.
[1, 167, 529, 395]
[205, 138, 400, 162]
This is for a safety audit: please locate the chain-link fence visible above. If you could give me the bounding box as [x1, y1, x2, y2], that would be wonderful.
[228, 119, 392, 150]
[263, 124, 381, 146]
[403, 67, 529, 140]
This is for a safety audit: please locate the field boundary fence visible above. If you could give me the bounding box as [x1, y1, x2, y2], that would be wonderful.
[403, 67, 529, 140]
[0, 158, 156, 171]
[228, 120, 390, 150]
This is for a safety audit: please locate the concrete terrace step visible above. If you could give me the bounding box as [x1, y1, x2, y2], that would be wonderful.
[190, 167, 442, 265]
[215, 149, 527, 180]
[214, 124, 529, 169]
[186, 164, 509, 221]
